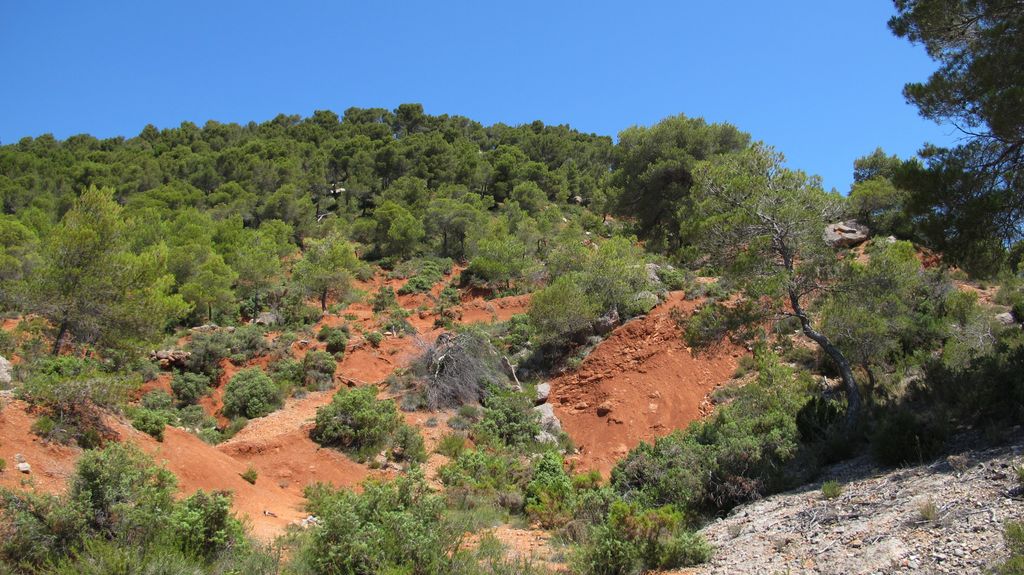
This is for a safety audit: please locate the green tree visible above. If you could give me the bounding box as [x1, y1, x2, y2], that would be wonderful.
[292, 232, 359, 311]
[693, 145, 862, 428]
[889, 0, 1024, 269]
[179, 252, 237, 323]
[29, 187, 188, 354]
[613, 115, 750, 252]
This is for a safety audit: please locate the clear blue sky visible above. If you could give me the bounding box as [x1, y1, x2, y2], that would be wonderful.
[0, 1, 958, 192]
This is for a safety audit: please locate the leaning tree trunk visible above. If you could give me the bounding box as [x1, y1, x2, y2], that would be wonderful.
[52, 317, 69, 356]
[788, 288, 861, 430]
[320, 289, 328, 312]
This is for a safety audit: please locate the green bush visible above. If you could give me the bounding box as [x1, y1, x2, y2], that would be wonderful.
[130, 408, 168, 441]
[611, 352, 809, 513]
[299, 472, 462, 575]
[821, 480, 842, 499]
[139, 390, 173, 412]
[366, 330, 384, 347]
[436, 433, 467, 458]
[171, 371, 211, 405]
[223, 368, 281, 419]
[269, 357, 303, 389]
[438, 449, 527, 493]
[171, 489, 244, 559]
[871, 409, 948, 467]
[571, 501, 711, 574]
[302, 350, 336, 391]
[241, 466, 258, 485]
[524, 452, 574, 528]
[392, 424, 428, 464]
[325, 329, 349, 355]
[311, 386, 401, 459]
[372, 286, 399, 312]
[474, 386, 542, 449]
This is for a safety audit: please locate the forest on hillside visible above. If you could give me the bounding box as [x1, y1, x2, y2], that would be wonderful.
[0, 1, 1022, 573]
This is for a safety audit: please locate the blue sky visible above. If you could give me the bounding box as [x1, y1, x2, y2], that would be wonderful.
[0, 1, 958, 192]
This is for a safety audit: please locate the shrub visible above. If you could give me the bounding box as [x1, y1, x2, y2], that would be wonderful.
[917, 498, 939, 522]
[269, 358, 303, 389]
[177, 404, 216, 429]
[171, 489, 244, 559]
[171, 371, 211, 405]
[474, 386, 541, 449]
[528, 274, 599, 347]
[611, 352, 809, 513]
[0, 458, 5, 473]
[571, 501, 711, 575]
[525, 452, 574, 528]
[222, 368, 281, 419]
[302, 350, 336, 391]
[392, 424, 427, 464]
[436, 433, 467, 458]
[871, 409, 948, 467]
[184, 331, 233, 377]
[372, 286, 399, 312]
[311, 386, 401, 459]
[140, 390, 174, 412]
[70, 443, 177, 537]
[366, 330, 384, 347]
[241, 466, 258, 485]
[299, 472, 462, 575]
[130, 409, 168, 441]
[438, 449, 527, 493]
[324, 329, 349, 355]
[821, 480, 842, 499]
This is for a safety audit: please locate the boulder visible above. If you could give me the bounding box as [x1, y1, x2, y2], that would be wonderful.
[190, 324, 219, 333]
[592, 307, 620, 336]
[16, 461, 30, 474]
[645, 263, 663, 285]
[149, 349, 191, 370]
[0, 355, 11, 387]
[254, 311, 280, 326]
[535, 382, 551, 404]
[995, 312, 1017, 326]
[533, 403, 562, 434]
[632, 290, 660, 313]
[823, 221, 869, 248]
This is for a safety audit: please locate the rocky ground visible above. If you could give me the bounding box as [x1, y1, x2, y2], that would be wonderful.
[676, 433, 1024, 575]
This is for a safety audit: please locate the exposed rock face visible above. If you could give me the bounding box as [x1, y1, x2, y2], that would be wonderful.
[535, 382, 551, 405]
[254, 311, 280, 326]
[995, 311, 1017, 326]
[0, 355, 12, 386]
[693, 437, 1024, 574]
[592, 307, 621, 336]
[150, 349, 191, 369]
[823, 220, 869, 248]
[533, 402, 563, 444]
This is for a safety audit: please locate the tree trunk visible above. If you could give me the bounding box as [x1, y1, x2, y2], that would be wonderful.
[789, 288, 861, 430]
[52, 317, 69, 355]
[208, 302, 214, 324]
[320, 290, 328, 312]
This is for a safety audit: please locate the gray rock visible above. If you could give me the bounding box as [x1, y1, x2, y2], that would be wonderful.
[593, 307, 620, 335]
[645, 263, 663, 285]
[823, 220, 869, 248]
[16, 462, 30, 474]
[995, 312, 1017, 326]
[0, 355, 11, 387]
[533, 403, 562, 434]
[632, 291, 660, 313]
[254, 311, 280, 326]
[535, 382, 550, 404]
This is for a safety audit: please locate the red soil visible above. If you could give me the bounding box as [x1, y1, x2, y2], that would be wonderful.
[549, 292, 744, 477]
[0, 399, 78, 494]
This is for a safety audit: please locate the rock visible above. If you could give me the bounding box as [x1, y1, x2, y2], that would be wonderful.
[632, 291, 660, 313]
[190, 324, 219, 333]
[533, 403, 562, 434]
[645, 263, 663, 285]
[995, 312, 1017, 326]
[0, 355, 11, 387]
[572, 195, 584, 205]
[254, 311, 280, 326]
[535, 382, 551, 404]
[16, 462, 30, 474]
[14, 453, 25, 464]
[823, 220, 870, 248]
[596, 401, 613, 417]
[593, 307, 620, 336]
[149, 349, 191, 370]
